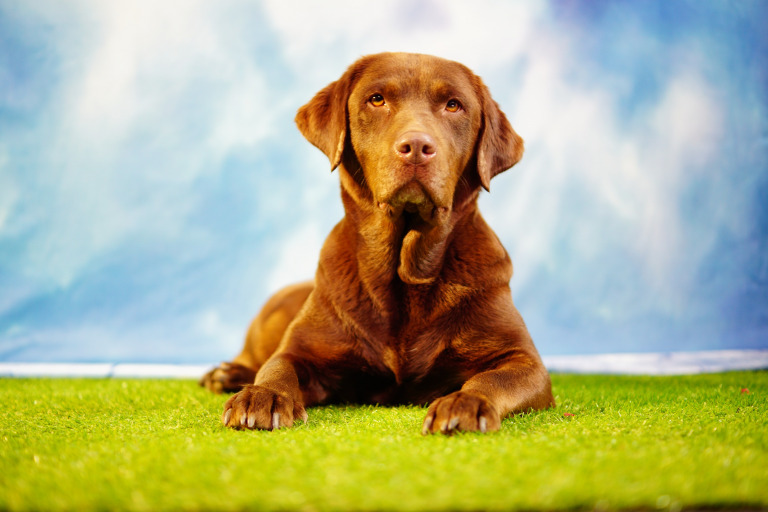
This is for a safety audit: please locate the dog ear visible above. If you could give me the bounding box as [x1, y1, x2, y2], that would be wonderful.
[295, 72, 354, 171]
[476, 80, 524, 191]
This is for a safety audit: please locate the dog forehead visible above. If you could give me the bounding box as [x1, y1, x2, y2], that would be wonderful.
[351, 53, 477, 101]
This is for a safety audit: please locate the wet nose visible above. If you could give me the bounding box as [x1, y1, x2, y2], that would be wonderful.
[394, 131, 437, 165]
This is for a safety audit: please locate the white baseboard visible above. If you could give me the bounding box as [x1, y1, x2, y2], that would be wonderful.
[543, 349, 768, 375]
[0, 363, 211, 378]
[0, 350, 766, 378]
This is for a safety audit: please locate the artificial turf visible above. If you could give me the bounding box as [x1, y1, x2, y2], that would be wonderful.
[0, 372, 765, 511]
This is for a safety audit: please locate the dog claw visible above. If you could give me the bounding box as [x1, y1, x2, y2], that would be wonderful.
[247, 413, 256, 429]
[479, 416, 487, 433]
[448, 417, 460, 431]
[300, 410, 308, 423]
[422, 416, 433, 435]
[222, 409, 232, 426]
[272, 412, 280, 430]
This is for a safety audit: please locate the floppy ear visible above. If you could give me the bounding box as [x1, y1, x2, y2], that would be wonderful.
[476, 81, 525, 191]
[295, 74, 352, 171]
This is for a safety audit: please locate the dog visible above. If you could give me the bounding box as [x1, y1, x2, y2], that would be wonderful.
[200, 52, 555, 434]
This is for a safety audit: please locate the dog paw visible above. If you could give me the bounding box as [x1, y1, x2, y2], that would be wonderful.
[199, 362, 256, 394]
[422, 390, 500, 435]
[222, 384, 308, 430]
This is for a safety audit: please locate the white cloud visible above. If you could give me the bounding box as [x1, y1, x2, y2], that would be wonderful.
[0, 147, 16, 234]
[60, 0, 278, 165]
[261, 0, 546, 80]
[266, 221, 325, 294]
[20, 0, 282, 287]
[196, 308, 245, 353]
[480, 28, 723, 315]
[633, 74, 723, 296]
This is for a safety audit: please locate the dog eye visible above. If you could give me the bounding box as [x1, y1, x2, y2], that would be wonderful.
[369, 94, 385, 107]
[446, 99, 462, 112]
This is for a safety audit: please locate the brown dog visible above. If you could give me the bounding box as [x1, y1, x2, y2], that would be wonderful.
[200, 52, 555, 434]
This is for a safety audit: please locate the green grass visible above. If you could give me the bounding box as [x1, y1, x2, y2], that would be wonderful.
[0, 372, 766, 511]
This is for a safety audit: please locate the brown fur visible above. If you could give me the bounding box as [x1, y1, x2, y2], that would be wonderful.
[200, 52, 554, 434]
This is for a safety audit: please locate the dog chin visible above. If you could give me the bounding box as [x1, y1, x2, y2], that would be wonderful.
[378, 181, 450, 228]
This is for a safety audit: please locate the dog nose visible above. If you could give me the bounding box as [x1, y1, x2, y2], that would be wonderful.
[395, 131, 437, 165]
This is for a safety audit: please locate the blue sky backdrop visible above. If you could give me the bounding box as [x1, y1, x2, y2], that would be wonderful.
[1, 0, 766, 363]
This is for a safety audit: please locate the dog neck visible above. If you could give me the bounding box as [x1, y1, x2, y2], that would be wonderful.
[331, 163, 479, 302]
[312, 160, 509, 355]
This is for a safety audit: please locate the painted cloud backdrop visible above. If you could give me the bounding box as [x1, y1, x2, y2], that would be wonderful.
[1, 0, 766, 363]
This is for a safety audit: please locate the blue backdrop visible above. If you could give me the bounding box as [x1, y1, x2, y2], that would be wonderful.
[1, 0, 766, 363]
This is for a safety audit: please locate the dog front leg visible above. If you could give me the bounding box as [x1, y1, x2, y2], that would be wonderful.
[222, 355, 308, 430]
[422, 354, 554, 435]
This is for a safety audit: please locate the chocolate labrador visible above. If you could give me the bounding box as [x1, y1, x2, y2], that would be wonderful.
[200, 52, 555, 434]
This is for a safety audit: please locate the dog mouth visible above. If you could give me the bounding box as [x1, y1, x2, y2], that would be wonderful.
[401, 207, 429, 234]
[377, 182, 449, 232]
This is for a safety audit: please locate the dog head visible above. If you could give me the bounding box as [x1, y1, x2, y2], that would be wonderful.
[296, 52, 524, 227]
